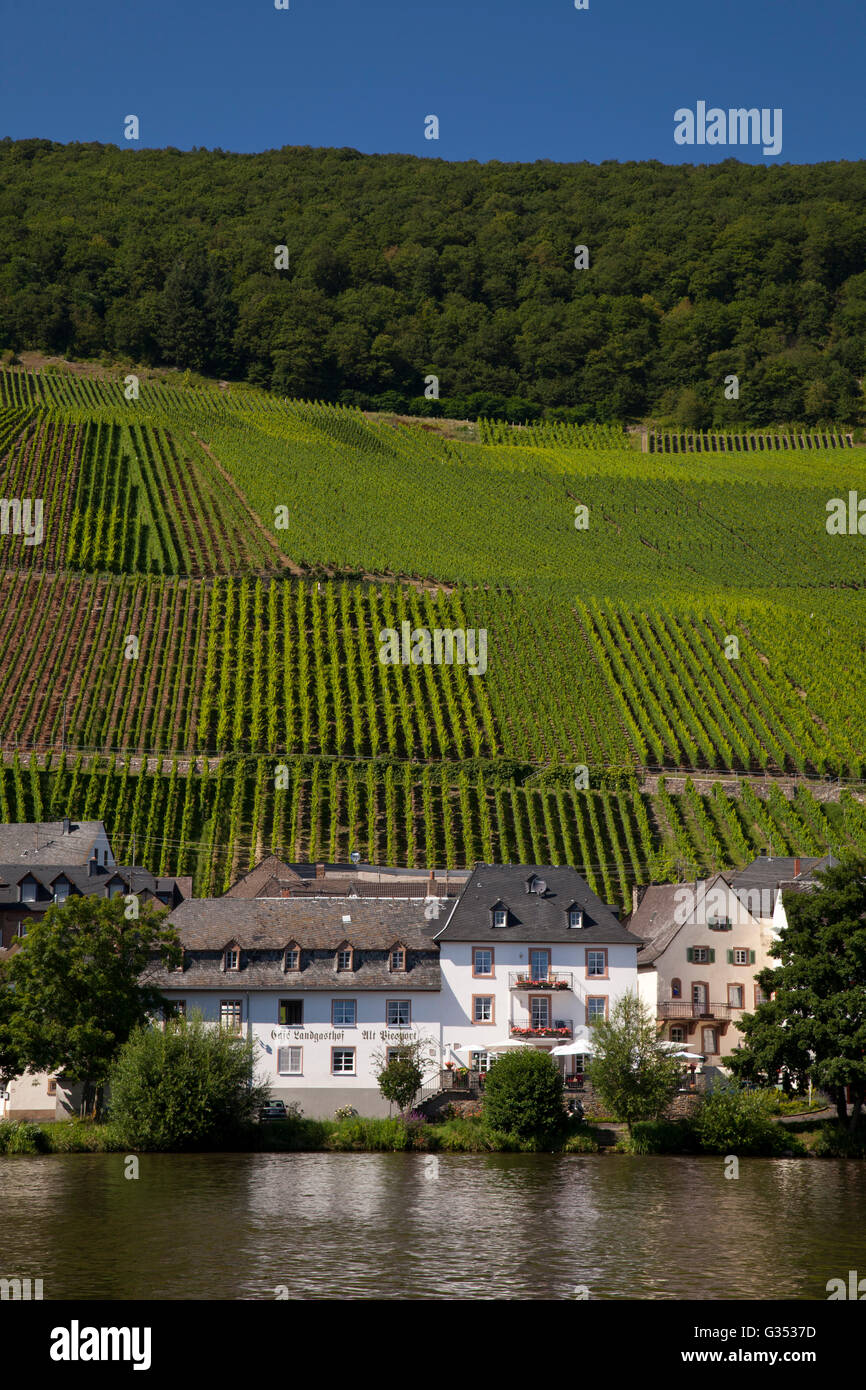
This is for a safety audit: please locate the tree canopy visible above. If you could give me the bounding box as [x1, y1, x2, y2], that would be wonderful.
[0, 894, 180, 1115]
[1, 140, 864, 424]
[586, 993, 683, 1130]
[728, 859, 866, 1128]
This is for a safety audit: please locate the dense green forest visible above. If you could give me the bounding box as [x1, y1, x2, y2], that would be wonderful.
[2, 139, 865, 425]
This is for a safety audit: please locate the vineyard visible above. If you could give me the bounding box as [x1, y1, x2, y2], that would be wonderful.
[3, 752, 866, 905]
[1, 367, 864, 899]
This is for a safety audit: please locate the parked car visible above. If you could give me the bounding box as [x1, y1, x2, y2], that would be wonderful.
[259, 1100, 288, 1121]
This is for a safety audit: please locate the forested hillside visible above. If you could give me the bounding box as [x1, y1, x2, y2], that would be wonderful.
[2, 140, 865, 425]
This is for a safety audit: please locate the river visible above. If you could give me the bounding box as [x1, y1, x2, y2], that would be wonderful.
[1, 1152, 864, 1300]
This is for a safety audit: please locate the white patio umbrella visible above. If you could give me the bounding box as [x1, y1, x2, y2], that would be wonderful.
[550, 1038, 595, 1057]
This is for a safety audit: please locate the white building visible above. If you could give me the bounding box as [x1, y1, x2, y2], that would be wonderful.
[433, 865, 643, 1078]
[142, 897, 444, 1117]
[136, 864, 643, 1118]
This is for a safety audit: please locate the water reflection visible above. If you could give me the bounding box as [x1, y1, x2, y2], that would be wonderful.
[0, 1153, 864, 1300]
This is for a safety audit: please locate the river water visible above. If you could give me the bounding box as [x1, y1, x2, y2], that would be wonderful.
[1, 1152, 864, 1300]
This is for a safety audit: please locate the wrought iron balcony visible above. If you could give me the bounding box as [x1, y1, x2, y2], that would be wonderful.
[509, 1019, 574, 1039]
[508, 970, 573, 991]
[658, 1000, 737, 1021]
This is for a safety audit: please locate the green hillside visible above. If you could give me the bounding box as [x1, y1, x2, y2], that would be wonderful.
[1, 367, 864, 903]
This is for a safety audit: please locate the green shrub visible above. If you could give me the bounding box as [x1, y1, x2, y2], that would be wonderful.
[326, 1117, 415, 1152]
[813, 1123, 866, 1158]
[692, 1086, 791, 1156]
[0, 1120, 47, 1154]
[107, 1013, 267, 1151]
[258, 1117, 332, 1151]
[41, 1119, 126, 1153]
[482, 1049, 564, 1140]
[628, 1119, 700, 1154]
[562, 1129, 601, 1153]
[434, 1117, 502, 1152]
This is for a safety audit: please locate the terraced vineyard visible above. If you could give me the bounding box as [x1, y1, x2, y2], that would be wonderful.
[3, 752, 866, 904]
[1, 366, 864, 902]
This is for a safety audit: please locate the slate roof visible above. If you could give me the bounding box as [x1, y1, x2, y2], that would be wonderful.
[627, 883, 693, 967]
[434, 865, 643, 945]
[730, 855, 831, 897]
[224, 856, 466, 899]
[145, 897, 442, 991]
[628, 873, 763, 965]
[0, 820, 108, 866]
[0, 864, 189, 907]
[223, 855, 305, 897]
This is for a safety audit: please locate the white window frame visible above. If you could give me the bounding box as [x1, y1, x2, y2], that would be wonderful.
[333, 998, 357, 1027]
[332, 1048, 356, 1075]
[278, 1046, 303, 1075]
[586, 950, 606, 977]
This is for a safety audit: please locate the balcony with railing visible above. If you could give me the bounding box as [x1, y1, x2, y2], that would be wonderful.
[509, 1018, 574, 1040]
[658, 1000, 737, 1021]
[508, 970, 573, 992]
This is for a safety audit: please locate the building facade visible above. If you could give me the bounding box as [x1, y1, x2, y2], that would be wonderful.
[433, 865, 642, 1074]
[630, 872, 772, 1063]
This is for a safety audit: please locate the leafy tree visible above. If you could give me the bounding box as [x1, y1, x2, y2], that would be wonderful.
[728, 859, 866, 1130]
[108, 1012, 268, 1150]
[372, 1037, 435, 1115]
[482, 1048, 564, 1140]
[586, 992, 682, 1132]
[0, 895, 180, 1117]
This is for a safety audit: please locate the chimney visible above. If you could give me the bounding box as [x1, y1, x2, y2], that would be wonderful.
[794, 858, 801, 878]
[62, 817, 70, 835]
[88, 855, 97, 877]
[632, 884, 643, 915]
[316, 863, 325, 880]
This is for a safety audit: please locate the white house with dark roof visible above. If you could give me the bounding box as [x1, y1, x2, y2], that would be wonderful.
[141, 897, 445, 1117]
[432, 865, 643, 1079]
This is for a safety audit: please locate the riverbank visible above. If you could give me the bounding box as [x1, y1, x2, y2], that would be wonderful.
[1, 1112, 863, 1158]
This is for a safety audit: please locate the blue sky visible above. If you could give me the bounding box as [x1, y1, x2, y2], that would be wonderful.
[1, 0, 863, 163]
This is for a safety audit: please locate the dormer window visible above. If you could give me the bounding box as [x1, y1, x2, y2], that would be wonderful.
[389, 945, 407, 972]
[225, 947, 240, 972]
[20, 876, 38, 903]
[53, 877, 70, 904]
[173, 949, 185, 974]
[337, 946, 354, 972]
[492, 904, 508, 928]
[567, 906, 583, 929]
[284, 944, 300, 971]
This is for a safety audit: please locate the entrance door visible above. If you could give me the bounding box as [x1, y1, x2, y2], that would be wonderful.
[692, 982, 708, 1014]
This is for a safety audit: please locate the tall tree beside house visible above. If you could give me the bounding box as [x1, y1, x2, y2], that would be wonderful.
[372, 1038, 435, 1116]
[0, 895, 180, 1117]
[586, 993, 683, 1133]
[728, 859, 866, 1130]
